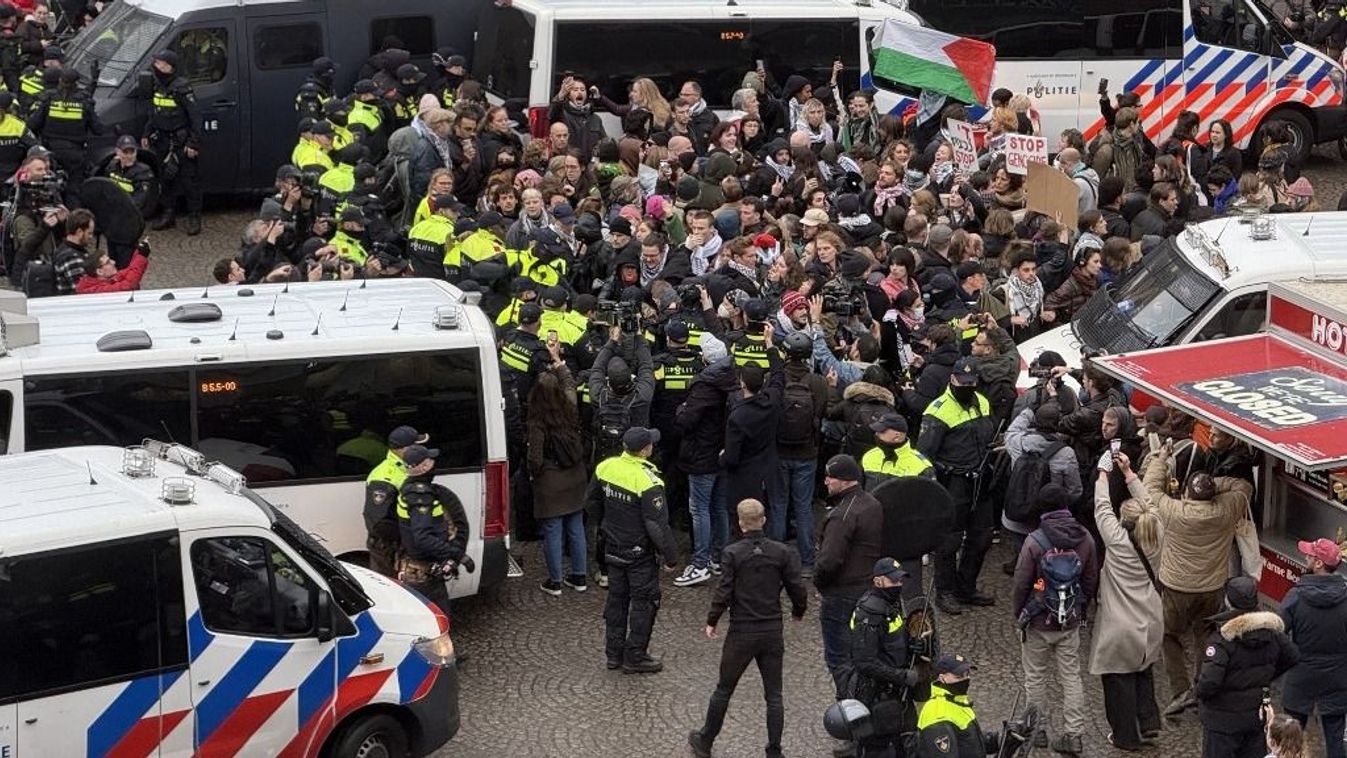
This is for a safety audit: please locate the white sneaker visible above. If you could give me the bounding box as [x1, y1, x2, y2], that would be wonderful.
[710, 560, 723, 576]
[673, 565, 712, 587]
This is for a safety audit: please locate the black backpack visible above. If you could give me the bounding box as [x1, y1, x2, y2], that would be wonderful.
[777, 376, 817, 447]
[1003, 438, 1067, 522]
[22, 258, 56, 298]
[847, 400, 891, 458]
[594, 388, 639, 459]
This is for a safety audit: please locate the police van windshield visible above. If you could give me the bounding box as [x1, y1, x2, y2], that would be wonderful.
[66, 2, 172, 88]
[1071, 238, 1222, 353]
[252, 492, 374, 616]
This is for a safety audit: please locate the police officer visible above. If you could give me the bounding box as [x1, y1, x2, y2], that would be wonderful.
[731, 298, 774, 369]
[406, 192, 457, 279]
[918, 357, 996, 616]
[142, 50, 203, 236]
[294, 56, 337, 119]
[98, 134, 154, 212]
[363, 425, 431, 578]
[396, 447, 469, 620]
[430, 49, 467, 107]
[862, 413, 935, 490]
[588, 426, 679, 673]
[346, 78, 389, 158]
[495, 276, 540, 331]
[0, 91, 37, 179]
[17, 45, 60, 117]
[322, 96, 354, 151]
[331, 205, 370, 265]
[0, 6, 23, 94]
[537, 285, 582, 350]
[28, 67, 99, 204]
[292, 117, 335, 172]
[843, 558, 921, 758]
[915, 653, 999, 758]
[449, 210, 510, 284]
[499, 301, 550, 450]
[520, 228, 571, 292]
[317, 143, 366, 216]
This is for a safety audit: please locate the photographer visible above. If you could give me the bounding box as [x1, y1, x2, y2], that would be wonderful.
[816, 251, 872, 345]
[807, 293, 880, 391]
[238, 214, 289, 283]
[588, 324, 657, 463]
[10, 152, 63, 283]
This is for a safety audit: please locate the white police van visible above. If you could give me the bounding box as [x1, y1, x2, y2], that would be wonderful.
[0, 442, 458, 757]
[0, 277, 511, 599]
[1017, 211, 1347, 387]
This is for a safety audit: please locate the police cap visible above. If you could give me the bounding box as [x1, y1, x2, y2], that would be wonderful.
[43, 45, 64, 62]
[622, 427, 660, 452]
[353, 78, 378, 95]
[115, 134, 138, 151]
[339, 205, 366, 225]
[297, 117, 316, 135]
[399, 478, 437, 505]
[151, 49, 177, 68]
[312, 56, 337, 75]
[665, 320, 689, 343]
[401, 445, 440, 467]
[309, 119, 334, 136]
[950, 357, 978, 386]
[396, 63, 426, 83]
[388, 425, 428, 448]
[477, 210, 503, 229]
[540, 286, 567, 308]
[59, 68, 80, 85]
[743, 298, 769, 323]
[430, 193, 457, 212]
[519, 302, 543, 326]
[0, 92, 14, 110]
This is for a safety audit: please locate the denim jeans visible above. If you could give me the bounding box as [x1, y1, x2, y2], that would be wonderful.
[540, 511, 587, 582]
[688, 472, 729, 569]
[769, 457, 817, 567]
[819, 592, 861, 698]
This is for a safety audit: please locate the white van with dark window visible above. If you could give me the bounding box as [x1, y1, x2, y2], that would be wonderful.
[0, 443, 459, 756]
[0, 278, 511, 598]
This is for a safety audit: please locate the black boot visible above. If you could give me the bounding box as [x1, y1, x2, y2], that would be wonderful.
[150, 211, 176, 231]
[183, 213, 202, 236]
[935, 593, 964, 615]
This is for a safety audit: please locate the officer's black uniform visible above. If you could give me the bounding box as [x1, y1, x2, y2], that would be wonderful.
[294, 56, 337, 119]
[587, 430, 678, 671]
[28, 69, 99, 206]
[142, 50, 203, 234]
[845, 580, 920, 757]
[396, 477, 469, 620]
[98, 152, 155, 211]
[0, 92, 36, 179]
[0, 7, 22, 94]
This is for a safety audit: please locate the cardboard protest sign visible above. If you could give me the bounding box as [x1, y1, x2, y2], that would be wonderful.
[1025, 161, 1078, 229]
[1005, 133, 1048, 175]
[947, 119, 978, 174]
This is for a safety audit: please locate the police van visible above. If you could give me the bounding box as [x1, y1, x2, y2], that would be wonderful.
[480, 0, 1347, 161]
[0, 443, 458, 757]
[1016, 211, 1347, 388]
[0, 277, 511, 599]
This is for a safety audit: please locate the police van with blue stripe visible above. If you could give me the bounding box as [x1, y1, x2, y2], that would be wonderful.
[0, 442, 459, 757]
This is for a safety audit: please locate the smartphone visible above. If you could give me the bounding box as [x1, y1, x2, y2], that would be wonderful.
[1097, 78, 1109, 96]
[1148, 431, 1161, 454]
[756, 58, 765, 70]
[547, 329, 558, 344]
[939, 193, 953, 206]
[1110, 438, 1122, 454]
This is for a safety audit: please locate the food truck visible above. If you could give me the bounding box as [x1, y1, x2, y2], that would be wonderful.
[1090, 279, 1347, 602]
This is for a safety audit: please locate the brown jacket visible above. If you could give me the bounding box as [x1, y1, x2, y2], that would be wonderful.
[1143, 449, 1252, 593]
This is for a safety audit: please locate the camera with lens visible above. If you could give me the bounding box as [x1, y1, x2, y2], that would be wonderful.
[821, 278, 867, 318]
[15, 175, 64, 213]
[297, 169, 322, 200]
[593, 298, 641, 333]
[1028, 366, 1056, 380]
[676, 278, 705, 307]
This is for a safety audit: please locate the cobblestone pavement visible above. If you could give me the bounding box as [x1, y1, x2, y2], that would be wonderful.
[133, 153, 1347, 757]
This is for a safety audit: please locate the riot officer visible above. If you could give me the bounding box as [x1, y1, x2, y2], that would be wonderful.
[28, 67, 99, 204]
[843, 558, 922, 757]
[0, 91, 37, 179]
[346, 78, 389, 159]
[429, 49, 466, 107]
[406, 192, 458, 279]
[294, 56, 337, 119]
[587, 426, 679, 673]
[322, 96, 354, 151]
[142, 50, 203, 235]
[364, 425, 431, 578]
[862, 413, 935, 491]
[916, 654, 997, 758]
[0, 5, 23, 94]
[396, 449, 469, 620]
[917, 357, 996, 617]
[447, 210, 509, 285]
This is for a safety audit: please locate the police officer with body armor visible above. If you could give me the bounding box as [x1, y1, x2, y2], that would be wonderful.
[841, 558, 922, 757]
[17, 45, 61, 117]
[294, 56, 337, 119]
[396, 448, 469, 621]
[363, 425, 430, 578]
[0, 6, 23, 94]
[97, 134, 155, 211]
[28, 66, 99, 204]
[915, 654, 998, 758]
[142, 50, 203, 235]
[406, 192, 458, 279]
[0, 91, 37, 179]
[588, 426, 679, 673]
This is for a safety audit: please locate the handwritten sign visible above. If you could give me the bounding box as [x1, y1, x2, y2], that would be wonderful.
[947, 119, 978, 175]
[1005, 133, 1048, 175]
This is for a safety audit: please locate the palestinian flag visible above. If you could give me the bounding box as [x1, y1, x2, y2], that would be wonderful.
[872, 19, 997, 106]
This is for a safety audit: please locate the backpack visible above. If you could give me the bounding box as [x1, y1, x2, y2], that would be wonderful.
[22, 259, 55, 298]
[594, 388, 639, 459]
[1003, 438, 1067, 523]
[1030, 530, 1084, 628]
[847, 400, 891, 458]
[777, 376, 818, 447]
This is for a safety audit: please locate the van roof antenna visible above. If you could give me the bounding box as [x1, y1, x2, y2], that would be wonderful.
[360, 276, 368, 289]
[282, 280, 289, 294]
[392, 307, 403, 331]
[1304, 215, 1315, 237]
[1214, 219, 1231, 244]
[339, 289, 350, 312]
[127, 288, 135, 303]
[311, 312, 323, 336]
[228, 317, 239, 341]
[201, 286, 209, 299]
[267, 294, 278, 317]
[86, 461, 97, 486]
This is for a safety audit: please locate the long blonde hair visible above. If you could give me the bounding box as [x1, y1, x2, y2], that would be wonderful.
[1267, 715, 1307, 758]
[632, 78, 671, 128]
[1120, 498, 1161, 556]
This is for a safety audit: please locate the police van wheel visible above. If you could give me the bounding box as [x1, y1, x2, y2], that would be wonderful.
[1266, 108, 1314, 166]
[330, 713, 410, 758]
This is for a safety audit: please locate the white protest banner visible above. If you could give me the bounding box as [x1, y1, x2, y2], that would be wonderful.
[947, 119, 978, 174]
[1005, 133, 1048, 175]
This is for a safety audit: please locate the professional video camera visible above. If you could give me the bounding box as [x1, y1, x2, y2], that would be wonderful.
[821, 277, 867, 318]
[13, 175, 65, 213]
[592, 298, 642, 333]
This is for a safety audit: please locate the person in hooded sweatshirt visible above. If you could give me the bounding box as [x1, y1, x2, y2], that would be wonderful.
[1011, 482, 1099, 755]
[1195, 576, 1298, 758]
[719, 326, 784, 526]
[1279, 537, 1347, 758]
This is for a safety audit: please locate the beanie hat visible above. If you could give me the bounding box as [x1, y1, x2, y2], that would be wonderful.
[781, 290, 807, 316]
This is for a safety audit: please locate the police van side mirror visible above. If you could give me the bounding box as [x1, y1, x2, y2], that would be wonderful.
[315, 589, 335, 642]
[136, 70, 154, 98]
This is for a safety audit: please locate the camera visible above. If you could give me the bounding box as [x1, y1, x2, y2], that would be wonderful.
[297, 169, 322, 199]
[15, 176, 64, 212]
[593, 298, 641, 333]
[821, 278, 867, 318]
[1028, 366, 1055, 380]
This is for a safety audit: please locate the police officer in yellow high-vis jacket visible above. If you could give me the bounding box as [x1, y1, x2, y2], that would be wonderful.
[917, 358, 996, 617]
[397, 448, 469, 620]
[406, 192, 457, 279]
[27, 67, 99, 200]
[142, 50, 204, 235]
[916, 653, 997, 758]
[363, 425, 429, 578]
[843, 558, 920, 756]
[587, 427, 679, 674]
[862, 413, 935, 491]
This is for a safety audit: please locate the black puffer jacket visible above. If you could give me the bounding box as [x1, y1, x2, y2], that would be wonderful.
[1281, 573, 1347, 716]
[1195, 610, 1298, 734]
[675, 356, 739, 475]
[902, 341, 960, 418]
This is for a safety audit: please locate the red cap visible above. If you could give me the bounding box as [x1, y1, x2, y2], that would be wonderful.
[1298, 538, 1342, 568]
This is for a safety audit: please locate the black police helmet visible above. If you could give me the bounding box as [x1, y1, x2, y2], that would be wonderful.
[823, 700, 873, 742]
[782, 331, 812, 361]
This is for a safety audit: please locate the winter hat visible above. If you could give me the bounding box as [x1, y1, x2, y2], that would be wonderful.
[1037, 483, 1070, 514]
[515, 169, 543, 188]
[619, 204, 643, 227]
[700, 333, 728, 364]
[1224, 576, 1259, 612]
[781, 290, 807, 316]
[676, 175, 701, 202]
[417, 94, 442, 118]
[610, 217, 633, 237]
[825, 454, 863, 483]
[836, 193, 861, 217]
[645, 194, 668, 220]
